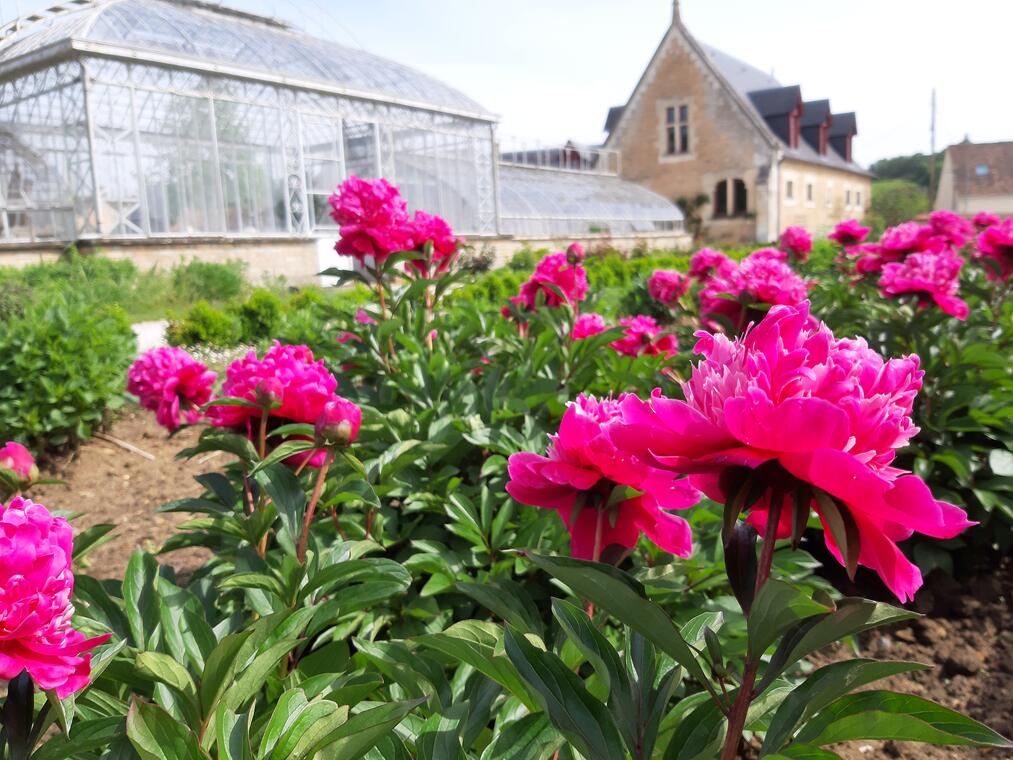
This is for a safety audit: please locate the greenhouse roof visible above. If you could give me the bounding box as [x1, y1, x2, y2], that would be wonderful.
[498, 165, 683, 228]
[0, 0, 493, 119]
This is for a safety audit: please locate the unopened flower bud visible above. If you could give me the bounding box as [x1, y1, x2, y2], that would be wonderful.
[566, 242, 585, 264]
[0, 442, 37, 483]
[255, 378, 284, 409]
[314, 397, 362, 447]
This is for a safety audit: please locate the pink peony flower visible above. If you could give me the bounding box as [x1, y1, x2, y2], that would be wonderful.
[0, 442, 37, 483]
[355, 308, 378, 325]
[504, 251, 588, 316]
[209, 342, 340, 468]
[127, 347, 217, 432]
[566, 242, 586, 261]
[856, 222, 944, 274]
[689, 248, 735, 281]
[328, 176, 415, 265]
[572, 313, 607, 341]
[699, 250, 809, 331]
[828, 219, 871, 247]
[612, 302, 974, 601]
[611, 316, 677, 358]
[313, 397, 362, 447]
[648, 270, 690, 306]
[975, 218, 1013, 281]
[748, 247, 789, 263]
[928, 210, 974, 248]
[972, 211, 1000, 230]
[779, 226, 813, 261]
[879, 249, 968, 319]
[506, 395, 699, 559]
[407, 210, 458, 277]
[0, 496, 111, 697]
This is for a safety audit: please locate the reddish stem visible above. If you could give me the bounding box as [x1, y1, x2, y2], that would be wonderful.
[297, 451, 335, 563]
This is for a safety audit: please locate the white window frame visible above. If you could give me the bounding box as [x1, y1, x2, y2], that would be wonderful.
[658, 99, 692, 162]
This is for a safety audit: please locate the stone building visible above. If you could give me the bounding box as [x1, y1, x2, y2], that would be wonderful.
[603, 3, 871, 244]
[934, 140, 1013, 216]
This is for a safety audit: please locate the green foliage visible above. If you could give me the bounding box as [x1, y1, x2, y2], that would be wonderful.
[167, 300, 241, 347]
[869, 151, 942, 190]
[170, 259, 247, 303]
[233, 288, 284, 343]
[868, 179, 930, 231]
[0, 293, 135, 449]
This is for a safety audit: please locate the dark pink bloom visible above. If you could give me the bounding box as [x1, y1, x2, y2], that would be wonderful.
[506, 395, 699, 559]
[566, 242, 586, 261]
[648, 270, 690, 306]
[209, 342, 340, 468]
[975, 218, 1013, 281]
[611, 316, 677, 358]
[749, 247, 788, 263]
[879, 249, 968, 319]
[853, 223, 943, 274]
[973, 211, 1000, 230]
[571, 313, 606, 340]
[779, 225, 813, 261]
[471, 357, 492, 376]
[355, 308, 378, 326]
[407, 210, 458, 278]
[929, 210, 974, 248]
[336, 331, 362, 345]
[828, 219, 871, 247]
[127, 347, 217, 432]
[0, 443, 37, 483]
[612, 302, 974, 601]
[504, 251, 588, 315]
[314, 397, 362, 447]
[699, 250, 809, 330]
[689, 248, 735, 281]
[0, 496, 111, 697]
[328, 176, 415, 265]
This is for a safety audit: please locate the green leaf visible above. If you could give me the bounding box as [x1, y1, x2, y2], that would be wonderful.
[747, 581, 832, 658]
[663, 691, 726, 760]
[199, 631, 254, 719]
[764, 746, 841, 759]
[456, 578, 543, 636]
[503, 628, 626, 760]
[550, 599, 626, 693]
[254, 464, 307, 548]
[220, 638, 301, 713]
[135, 652, 199, 724]
[126, 700, 210, 760]
[315, 699, 423, 759]
[31, 716, 125, 760]
[249, 440, 317, 474]
[215, 707, 253, 760]
[122, 551, 160, 649]
[478, 714, 559, 760]
[524, 553, 716, 698]
[793, 690, 1012, 748]
[762, 660, 932, 755]
[414, 621, 535, 709]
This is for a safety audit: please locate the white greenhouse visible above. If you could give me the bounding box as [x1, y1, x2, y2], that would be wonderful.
[0, 0, 685, 280]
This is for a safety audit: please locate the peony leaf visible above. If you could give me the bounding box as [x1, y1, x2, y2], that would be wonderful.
[747, 580, 833, 659]
[126, 700, 210, 760]
[812, 489, 860, 581]
[311, 699, 423, 759]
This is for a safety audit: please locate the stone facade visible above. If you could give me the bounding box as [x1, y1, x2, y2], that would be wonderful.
[605, 10, 871, 244]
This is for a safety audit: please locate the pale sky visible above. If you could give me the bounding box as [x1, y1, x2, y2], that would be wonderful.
[3, 0, 1010, 166]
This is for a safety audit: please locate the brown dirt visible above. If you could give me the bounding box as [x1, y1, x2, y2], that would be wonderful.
[32, 408, 213, 582]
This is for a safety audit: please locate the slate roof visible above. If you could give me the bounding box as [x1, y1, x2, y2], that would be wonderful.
[801, 99, 832, 127]
[748, 86, 802, 117]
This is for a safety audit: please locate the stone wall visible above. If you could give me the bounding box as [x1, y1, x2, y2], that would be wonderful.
[483, 231, 693, 269]
[778, 159, 871, 236]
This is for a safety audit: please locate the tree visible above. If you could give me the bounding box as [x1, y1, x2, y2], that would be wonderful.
[869, 152, 942, 190]
[867, 179, 930, 232]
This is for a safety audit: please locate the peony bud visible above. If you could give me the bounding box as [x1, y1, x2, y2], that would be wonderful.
[314, 397, 362, 447]
[255, 378, 284, 409]
[0, 442, 38, 483]
[566, 242, 585, 264]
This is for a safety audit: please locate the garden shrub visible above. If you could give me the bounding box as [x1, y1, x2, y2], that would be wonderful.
[0, 294, 134, 448]
[233, 287, 283, 343]
[166, 299, 240, 346]
[169, 259, 246, 303]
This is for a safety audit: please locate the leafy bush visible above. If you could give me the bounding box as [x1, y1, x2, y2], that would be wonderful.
[0, 294, 135, 448]
[868, 178, 930, 231]
[233, 287, 283, 343]
[167, 300, 240, 347]
[170, 259, 247, 303]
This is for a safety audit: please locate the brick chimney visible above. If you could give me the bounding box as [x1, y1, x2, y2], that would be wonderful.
[673, 0, 681, 25]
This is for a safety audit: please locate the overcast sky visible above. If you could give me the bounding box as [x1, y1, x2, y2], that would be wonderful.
[3, 0, 1009, 166]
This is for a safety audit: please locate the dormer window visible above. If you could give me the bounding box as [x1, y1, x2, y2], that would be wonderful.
[660, 101, 691, 158]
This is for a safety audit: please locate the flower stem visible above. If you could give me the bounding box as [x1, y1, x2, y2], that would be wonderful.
[719, 491, 784, 760]
[586, 506, 605, 618]
[297, 451, 335, 563]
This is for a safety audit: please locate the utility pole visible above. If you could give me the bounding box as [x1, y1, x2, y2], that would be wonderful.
[928, 88, 937, 206]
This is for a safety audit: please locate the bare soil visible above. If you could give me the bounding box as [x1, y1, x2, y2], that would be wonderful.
[28, 411, 1013, 757]
[32, 408, 212, 582]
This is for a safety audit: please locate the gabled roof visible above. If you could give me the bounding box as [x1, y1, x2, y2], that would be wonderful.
[829, 112, 857, 137]
[800, 99, 831, 127]
[0, 0, 492, 118]
[748, 86, 802, 117]
[944, 141, 1013, 197]
[604, 106, 625, 134]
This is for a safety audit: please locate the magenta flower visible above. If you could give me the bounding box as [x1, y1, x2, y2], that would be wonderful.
[504, 251, 588, 316]
[689, 248, 735, 282]
[127, 347, 217, 432]
[975, 218, 1013, 281]
[313, 397, 362, 448]
[779, 226, 813, 261]
[828, 219, 871, 247]
[928, 210, 974, 248]
[880, 249, 969, 319]
[611, 316, 678, 358]
[209, 342, 341, 468]
[613, 302, 974, 601]
[0, 496, 111, 697]
[699, 250, 809, 331]
[506, 395, 699, 559]
[571, 313, 606, 341]
[856, 222, 943, 274]
[0, 443, 37, 484]
[973, 211, 1000, 230]
[407, 210, 458, 278]
[355, 308, 378, 326]
[648, 270, 690, 306]
[328, 176, 415, 265]
[566, 242, 586, 261]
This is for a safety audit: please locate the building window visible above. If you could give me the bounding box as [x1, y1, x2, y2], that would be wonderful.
[713, 179, 728, 217]
[662, 102, 690, 156]
[786, 179, 794, 200]
[856, 191, 862, 207]
[732, 179, 747, 216]
[806, 183, 813, 202]
[845, 189, 851, 207]
[826, 182, 833, 207]
[976, 164, 990, 177]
